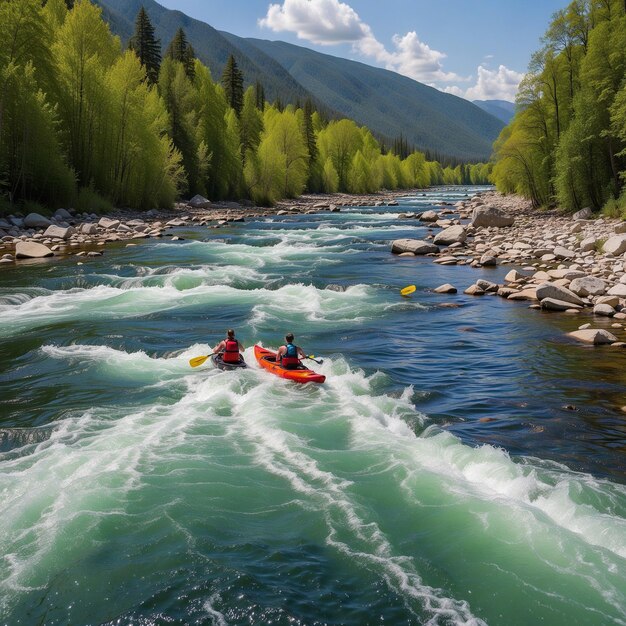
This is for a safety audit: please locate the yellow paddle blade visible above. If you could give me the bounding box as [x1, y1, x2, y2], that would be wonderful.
[401, 285, 416, 296]
[189, 355, 210, 368]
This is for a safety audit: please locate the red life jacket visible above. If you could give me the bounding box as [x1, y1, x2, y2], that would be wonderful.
[222, 339, 240, 363]
[280, 343, 300, 368]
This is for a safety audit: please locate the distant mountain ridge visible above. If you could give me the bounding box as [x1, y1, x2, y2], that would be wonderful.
[96, 0, 504, 161]
[473, 100, 516, 125]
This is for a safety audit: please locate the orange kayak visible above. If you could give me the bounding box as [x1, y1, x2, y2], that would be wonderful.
[254, 345, 326, 384]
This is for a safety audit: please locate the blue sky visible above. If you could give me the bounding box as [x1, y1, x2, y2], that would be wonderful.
[158, 0, 565, 101]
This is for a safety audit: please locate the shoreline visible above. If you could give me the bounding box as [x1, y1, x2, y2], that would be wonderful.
[0, 189, 412, 266]
[391, 190, 626, 349]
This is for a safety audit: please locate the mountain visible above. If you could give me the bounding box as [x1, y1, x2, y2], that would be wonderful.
[473, 100, 516, 125]
[97, 0, 504, 161]
[94, 0, 316, 107]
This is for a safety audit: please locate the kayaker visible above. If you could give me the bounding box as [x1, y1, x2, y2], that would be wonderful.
[213, 329, 244, 364]
[276, 333, 306, 369]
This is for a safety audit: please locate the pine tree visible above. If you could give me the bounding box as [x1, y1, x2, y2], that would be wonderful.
[221, 55, 243, 116]
[165, 28, 195, 80]
[255, 80, 265, 110]
[128, 6, 161, 84]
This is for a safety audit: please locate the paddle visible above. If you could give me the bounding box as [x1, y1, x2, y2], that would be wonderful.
[189, 354, 211, 368]
[401, 285, 416, 297]
[304, 355, 324, 365]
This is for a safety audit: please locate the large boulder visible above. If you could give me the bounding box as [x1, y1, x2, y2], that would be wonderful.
[541, 298, 582, 311]
[98, 217, 120, 230]
[391, 239, 439, 255]
[23, 212, 52, 228]
[54, 208, 72, 220]
[43, 225, 75, 240]
[419, 210, 438, 222]
[603, 234, 626, 256]
[536, 282, 585, 306]
[15, 241, 54, 258]
[567, 329, 617, 345]
[187, 194, 211, 209]
[572, 207, 592, 220]
[433, 225, 467, 246]
[568, 276, 607, 297]
[554, 246, 576, 260]
[615, 222, 626, 234]
[579, 236, 599, 252]
[79, 223, 98, 235]
[471, 206, 514, 228]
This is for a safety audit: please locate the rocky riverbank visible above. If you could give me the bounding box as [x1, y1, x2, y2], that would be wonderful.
[392, 190, 626, 347]
[0, 191, 405, 266]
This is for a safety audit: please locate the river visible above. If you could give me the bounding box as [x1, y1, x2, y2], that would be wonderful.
[1, 186, 625, 625]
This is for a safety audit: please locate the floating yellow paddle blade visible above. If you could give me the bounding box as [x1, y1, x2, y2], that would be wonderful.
[400, 285, 416, 297]
[189, 355, 210, 368]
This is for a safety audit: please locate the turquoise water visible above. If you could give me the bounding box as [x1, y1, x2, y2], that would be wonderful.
[1, 186, 625, 625]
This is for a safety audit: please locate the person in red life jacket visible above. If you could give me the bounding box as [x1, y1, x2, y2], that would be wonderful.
[213, 329, 244, 364]
[276, 332, 306, 369]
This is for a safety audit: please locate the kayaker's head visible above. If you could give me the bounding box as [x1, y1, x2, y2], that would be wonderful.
[285, 332, 294, 344]
[227, 328, 235, 338]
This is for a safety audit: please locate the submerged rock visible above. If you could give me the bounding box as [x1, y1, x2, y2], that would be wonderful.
[567, 329, 617, 345]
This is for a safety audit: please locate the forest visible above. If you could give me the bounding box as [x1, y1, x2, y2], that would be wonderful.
[0, 0, 492, 214]
[493, 0, 626, 217]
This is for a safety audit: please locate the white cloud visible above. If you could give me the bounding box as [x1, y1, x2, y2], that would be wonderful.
[446, 65, 524, 102]
[259, 0, 464, 84]
[259, 0, 522, 100]
[259, 0, 369, 45]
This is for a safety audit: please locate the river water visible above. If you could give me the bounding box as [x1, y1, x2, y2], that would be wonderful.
[1, 186, 625, 625]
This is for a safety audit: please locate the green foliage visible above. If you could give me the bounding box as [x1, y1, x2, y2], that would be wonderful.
[494, 0, 626, 211]
[0, 0, 483, 212]
[74, 184, 113, 213]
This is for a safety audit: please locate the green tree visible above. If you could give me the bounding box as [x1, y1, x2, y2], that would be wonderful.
[128, 6, 161, 84]
[240, 85, 263, 160]
[165, 28, 195, 80]
[222, 55, 244, 117]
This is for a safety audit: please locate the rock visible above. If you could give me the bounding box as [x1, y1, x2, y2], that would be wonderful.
[23, 213, 52, 228]
[480, 253, 497, 266]
[568, 276, 607, 297]
[54, 208, 72, 220]
[579, 236, 598, 252]
[567, 329, 618, 345]
[187, 194, 211, 209]
[542, 298, 582, 311]
[79, 223, 98, 235]
[614, 222, 626, 234]
[607, 284, 626, 297]
[504, 269, 524, 283]
[313, 202, 329, 209]
[398, 252, 415, 257]
[476, 279, 498, 293]
[276, 210, 289, 216]
[387, 200, 399, 206]
[464, 284, 485, 296]
[497, 287, 518, 298]
[98, 217, 120, 230]
[536, 282, 585, 306]
[391, 239, 439, 255]
[325, 284, 345, 292]
[15, 241, 53, 258]
[594, 303, 615, 317]
[419, 210, 439, 222]
[554, 246, 576, 260]
[578, 323, 591, 330]
[597, 295, 620, 307]
[603, 234, 626, 256]
[508, 288, 538, 301]
[434, 255, 458, 265]
[433, 225, 466, 246]
[87, 251, 102, 257]
[434, 284, 457, 294]
[166, 219, 186, 227]
[572, 207, 592, 220]
[43, 225, 75, 240]
[471, 206, 514, 228]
